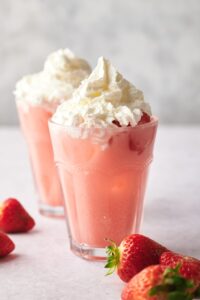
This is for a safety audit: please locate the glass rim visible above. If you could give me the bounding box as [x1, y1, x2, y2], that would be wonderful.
[49, 116, 158, 132]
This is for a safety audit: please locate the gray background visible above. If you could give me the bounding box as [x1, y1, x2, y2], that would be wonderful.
[1, 0, 200, 125]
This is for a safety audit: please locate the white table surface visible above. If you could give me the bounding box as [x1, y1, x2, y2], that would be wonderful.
[0, 126, 200, 300]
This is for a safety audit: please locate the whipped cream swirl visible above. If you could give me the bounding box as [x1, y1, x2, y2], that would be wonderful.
[14, 49, 91, 107]
[52, 57, 151, 128]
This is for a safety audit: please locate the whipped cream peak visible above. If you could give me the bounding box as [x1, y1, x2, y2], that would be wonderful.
[43, 48, 91, 80]
[75, 57, 144, 107]
[14, 48, 91, 108]
[52, 56, 152, 128]
[43, 48, 75, 75]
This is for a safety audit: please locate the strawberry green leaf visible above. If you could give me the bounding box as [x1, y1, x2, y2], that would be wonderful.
[149, 285, 166, 296]
[167, 291, 193, 300]
[149, 264, 199, 300]
[104, 239, 120, 276]
[185, 280, 195, 289]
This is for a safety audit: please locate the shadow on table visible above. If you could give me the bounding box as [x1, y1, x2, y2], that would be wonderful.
[9, 229, 41, 236]
[0, 253, 20, 264]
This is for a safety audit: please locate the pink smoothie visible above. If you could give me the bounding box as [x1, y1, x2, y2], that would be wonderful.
[49, 118, 158, 247]
[17, 102, 63, 210]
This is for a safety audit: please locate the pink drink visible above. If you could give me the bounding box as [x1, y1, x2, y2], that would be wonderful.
[49, 117, 158, 259]
[17, 102, 64, 217]
[15, 49, 91, 216]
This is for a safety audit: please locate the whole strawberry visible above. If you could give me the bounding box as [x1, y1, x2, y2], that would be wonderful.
[121, 264, 200, 300]
[105, 234, 169, 282]
[0, 198, 35, 233]
[0, 232, 15, 257]
[160, 252, 200, 287]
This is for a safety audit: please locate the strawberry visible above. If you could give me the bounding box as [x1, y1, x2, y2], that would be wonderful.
[138, 113, 151, 125]
[160, 252, 200, 287]
[0, 198, 35, 233]
[121, 264, 200, 300]
[0, 232, 15, 257]
[105, 234, 169, 282]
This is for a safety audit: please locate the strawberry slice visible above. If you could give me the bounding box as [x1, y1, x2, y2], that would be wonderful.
[138, 113, 151, 125]
[0, 198, 35, 233]
[105, 234, 169, 282]
[0, 232, 15, 257]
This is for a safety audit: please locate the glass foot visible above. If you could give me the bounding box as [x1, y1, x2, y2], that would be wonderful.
[39, 203, 64, 218]
[70, 239, 107, 261]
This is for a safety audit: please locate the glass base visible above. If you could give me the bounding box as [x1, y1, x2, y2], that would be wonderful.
[39, 203, 64, 218]
[70, 239, 107, 261]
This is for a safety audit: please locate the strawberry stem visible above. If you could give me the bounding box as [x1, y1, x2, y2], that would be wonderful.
[149, 264, 200, 300]
[104, 239, 120, 276]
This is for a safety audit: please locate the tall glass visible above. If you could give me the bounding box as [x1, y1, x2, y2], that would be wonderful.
[49, 118, 158, 259]
[17, 101, 64, 217]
